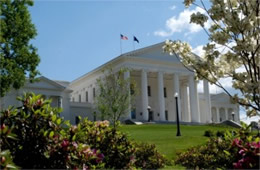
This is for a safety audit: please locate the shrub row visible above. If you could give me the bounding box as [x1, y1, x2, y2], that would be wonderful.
[0, 93, 167, 169]
[176, 126, 259, 169]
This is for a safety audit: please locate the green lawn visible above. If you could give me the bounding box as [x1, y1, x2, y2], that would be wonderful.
[120, 124, 233, 160]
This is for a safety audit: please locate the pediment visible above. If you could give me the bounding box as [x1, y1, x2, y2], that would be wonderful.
[124, 42, 180, 63]
[25, 76, 66, 90]
[211, 93, 232, 104]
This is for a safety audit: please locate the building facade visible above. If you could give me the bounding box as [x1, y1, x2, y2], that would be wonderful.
[0, 42, 240, 124]
[0, 76, 72, 121]
[69, 42, 240, 124]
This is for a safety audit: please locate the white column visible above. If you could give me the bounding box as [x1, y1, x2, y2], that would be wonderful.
[194, 81, 200, 122]
[174, 74, 182, 121]
[188, 75, 200, 123]
[181, 83, 189, 122]
[141, 70, 149, 121]
[203, 80, 212, 123]
[225, 108, 229, 120]
[236, 107, 240, 122]
[216, 107, 220, 123]
[158, 72, 165, 121]
[124, 70, 131, 119]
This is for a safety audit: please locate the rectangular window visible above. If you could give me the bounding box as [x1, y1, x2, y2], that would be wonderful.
[148, 86, 151, 96]
[75, 116, 80, 125]
[165, 110, 168, 121]
[86, 91, 88, 102]
[79, 94, 81, 102]
[93, 88, 96, 98]
[72, 97, 75, 102]
[131, 108, 136, 119]
[164, 87, 167, 98]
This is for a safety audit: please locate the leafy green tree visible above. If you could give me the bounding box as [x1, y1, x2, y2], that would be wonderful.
[0, 0, 40, 97]
[95, 67, 137, 129]
[164, 0, 260, 116]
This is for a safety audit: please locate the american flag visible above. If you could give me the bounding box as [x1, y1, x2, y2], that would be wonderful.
[120, 34, 128, 40]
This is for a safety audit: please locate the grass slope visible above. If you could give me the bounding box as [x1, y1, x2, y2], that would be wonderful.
[120, 124, 232, 160]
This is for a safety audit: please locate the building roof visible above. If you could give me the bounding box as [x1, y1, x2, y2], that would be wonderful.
[70, 41, 184, 85]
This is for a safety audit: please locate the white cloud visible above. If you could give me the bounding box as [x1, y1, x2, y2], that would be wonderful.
[192, 45, 204, 57]
[169, 5, 176, 10]
[154, 7, 210, 37]
[240, 115, 260, 125]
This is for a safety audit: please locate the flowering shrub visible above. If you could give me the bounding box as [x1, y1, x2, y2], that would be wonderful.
[0, 93, 168, 169]
[175, 125, 260, 169]
[0, 93, 104, 169]
[73, 119, 136, 169]
[231, 132, 259, 169]
[0, 120, 19, 169]
[134, 142, 168, 169]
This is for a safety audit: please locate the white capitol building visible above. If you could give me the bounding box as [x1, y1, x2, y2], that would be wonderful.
[0, 42, 240, 124]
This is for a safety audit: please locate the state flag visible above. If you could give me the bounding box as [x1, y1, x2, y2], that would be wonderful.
[133, 36, 139, 43]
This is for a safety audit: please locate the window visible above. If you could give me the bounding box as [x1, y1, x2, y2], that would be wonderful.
[86, 91, 88, 102]
[93, 88, 96, 98]
[165, 110, 168, 121]
[131, 108, 136, 119]
[72, 97, 75, 102]
[148, 86, 151, 96]
[164, 87, 167, 98]
[75, 116, 80, 125]
[79, 94, 81, 102]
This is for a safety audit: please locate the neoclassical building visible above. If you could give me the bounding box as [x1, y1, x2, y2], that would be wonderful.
[69, 42, 240, 124]
[0, 42, 240, 124]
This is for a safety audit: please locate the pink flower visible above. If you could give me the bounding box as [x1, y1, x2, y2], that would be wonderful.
[233, 161, 243, 169]
[83, 164, 88, 170]
[61, 139, 69, 148]
[72, 142, 78, 148]
[239, 149, 245, 156]
[96, 153, 104, 163]
[232, 138, 242, 147]
[250, 141, 260, 148]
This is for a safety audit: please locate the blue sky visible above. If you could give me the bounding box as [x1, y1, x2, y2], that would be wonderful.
[29, 0, 209, 82]
[28, 0, 258, 123]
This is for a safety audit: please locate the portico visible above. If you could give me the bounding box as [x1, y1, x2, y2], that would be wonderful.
[126, 68, 207, 123]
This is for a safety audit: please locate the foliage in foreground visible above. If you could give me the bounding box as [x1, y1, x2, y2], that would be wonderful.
[0, 93, 167, 169]
[0, 0, 40, 97]
[134, 142, 169, 169]
[164, 0, 260, 116]
[175, 125, 260, 169]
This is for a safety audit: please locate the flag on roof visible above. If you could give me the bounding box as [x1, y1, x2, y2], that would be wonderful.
[120, 34, 128, 40]
[133, 36, 139, 43]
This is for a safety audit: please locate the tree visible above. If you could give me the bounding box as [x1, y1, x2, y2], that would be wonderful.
[0, 0, 40, 97]
[164, 0, 260, 116]
[95, 67, 137, 129]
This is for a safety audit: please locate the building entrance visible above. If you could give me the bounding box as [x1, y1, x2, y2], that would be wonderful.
[148, 111, 153, 122]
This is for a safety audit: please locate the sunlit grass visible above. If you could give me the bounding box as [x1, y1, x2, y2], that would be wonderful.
[120, 124, 233, 168]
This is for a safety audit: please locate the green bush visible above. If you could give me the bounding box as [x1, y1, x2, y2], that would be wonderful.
[0, 93, 104, 169]
[204, 130, 214, 137]
[134, 142, 169, 169]
[175, 126, 260, 169]
[0, 93, 168, 169]
[73, 119, 136, 169]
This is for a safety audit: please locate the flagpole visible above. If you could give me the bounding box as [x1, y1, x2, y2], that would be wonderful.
[133, 35, 135, 51]
[120, 34, 122, 54]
